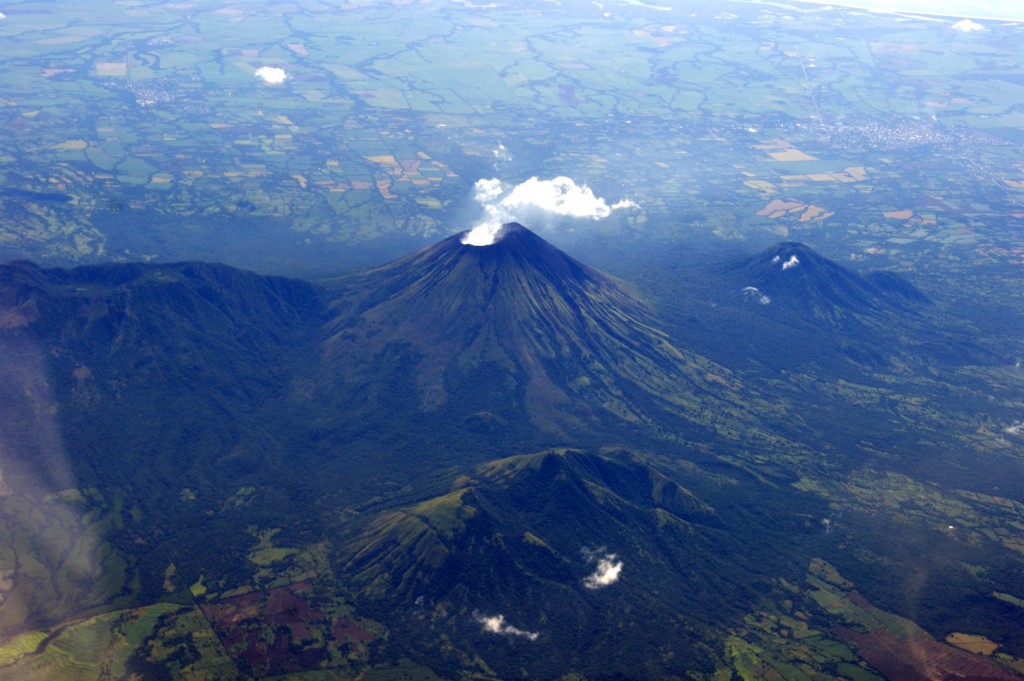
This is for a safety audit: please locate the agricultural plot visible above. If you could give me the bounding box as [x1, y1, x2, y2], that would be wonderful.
[0, 486, 141, 642]
[0, 0, 1022, 275]
[2, 1, 1024, 679]
[728, 558, 1024, 681]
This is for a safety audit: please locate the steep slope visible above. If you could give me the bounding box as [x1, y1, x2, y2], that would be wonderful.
[0, 259, 327, 501]
[648, 241, 956, 373]
[0, 260, 332, 638]
[719, 242, 1011, 372]
[340, 448, 785, 679]
[346, 449, 715, 598]
[728, 241, 928, 322]
[324, 223, 753, 438]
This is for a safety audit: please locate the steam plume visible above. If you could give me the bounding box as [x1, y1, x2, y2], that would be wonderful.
[462, 176, 637, 246]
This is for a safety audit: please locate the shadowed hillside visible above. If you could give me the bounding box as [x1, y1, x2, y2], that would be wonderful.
[323, 223, 766, 443]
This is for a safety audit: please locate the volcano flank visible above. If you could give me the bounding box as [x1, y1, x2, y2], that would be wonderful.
[325, 223, 745, 436]
[3, 219, 1021, 681]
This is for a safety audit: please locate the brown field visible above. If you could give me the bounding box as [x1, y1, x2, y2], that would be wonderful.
[201, 581, 375, 677]
[946, 632, 999, 655]
[768, 148, 818, 162]
[884, 209, 914, 219]
[95, 62, 126, 77]
[835, 625, 1017, 681]
[757, 198, 832, 222]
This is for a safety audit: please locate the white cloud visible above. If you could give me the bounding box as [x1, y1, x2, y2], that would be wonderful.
[622, 0, 671, 10]
[583, 553, 623, 589]
[255, 66, 287, 84]
[493, 143, 512, 163]
[501, 176, 637, 218]
[781, 255, 800, 270]
[477, 613, 539, 641]
[742, 286, 772, 305]
[474, 177, 504, 204]
[461, 176, 638, 246]
[951, 19, 985, 32]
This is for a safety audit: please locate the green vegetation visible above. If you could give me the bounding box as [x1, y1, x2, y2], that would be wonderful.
[0, 486, 139, 642]
[363, 657, 448, 681]
[726, 557, 1024, 681]
[189, 577, 208, 599]
[0, 631, 47, 666]
[0, 604, 185, 681]
[248, 528, 300, 567]
[2, 1, 1024, 678]
[130, 606, 240, 679]
[3, 222, 1024, 678]
[2, 0, 1023, 279]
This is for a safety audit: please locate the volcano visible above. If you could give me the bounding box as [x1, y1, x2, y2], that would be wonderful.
[715, 242, 1008, 372]
[728, 241, 929, 321]
[325, 223, 746, 436]
[340, 447, 754, 680]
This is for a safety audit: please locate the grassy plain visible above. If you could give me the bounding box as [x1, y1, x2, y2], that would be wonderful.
[0, 0, 1022, 277]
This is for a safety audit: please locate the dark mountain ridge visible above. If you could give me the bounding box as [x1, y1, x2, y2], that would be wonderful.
[323, 223, 758, 441]
[639, 239, 1003, 375]
[0, 233, 957, 507]
[0, 259, 327, 498]
[730, 241, 929, 319]
[340, 447, 791, 680]
[723, 242, 1010, 371]
[2, 230, 1020, 680]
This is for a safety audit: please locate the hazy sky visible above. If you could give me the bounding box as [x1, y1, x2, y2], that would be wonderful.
[783, 0, 1024, 20]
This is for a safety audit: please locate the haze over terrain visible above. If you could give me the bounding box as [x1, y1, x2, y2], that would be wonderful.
[1, 0, 1024, 281]
[1, 0, 1024, 679]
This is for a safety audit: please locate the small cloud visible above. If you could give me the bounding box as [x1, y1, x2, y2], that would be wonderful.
[461, 176, 638, 246]
[781, 255, 800, 270]
[476, 613, 539, 641]
[493, 143, 512, 163]
[742, 286, 771, 305]
[951, 18, 984, 32]
[255, 66, 288, 85]
[771, 255, 781, 264]
[583, 553, 623, 589]
[1004, 422, 1024, 436]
